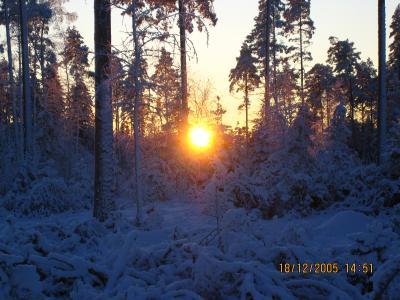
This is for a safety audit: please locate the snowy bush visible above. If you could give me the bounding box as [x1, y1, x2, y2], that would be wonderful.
[2, 176, 85, 217]
[371, 256, 400, 300]
[385, 119, 400, 180]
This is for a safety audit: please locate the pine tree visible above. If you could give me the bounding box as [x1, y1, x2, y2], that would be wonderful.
[284, 0, 315, 104]
[26, 0, 53, 91]
[378, 0, 387, 164]
[229, 43, 261, 147]
[131, 0, 144, 224]
[94, 0, 114, 221]
[0, 60, 10, 136]
[247, 0, 285, 114]
[156, 0, 217, 130]
[19, 0, 33, 163]
[110, 53, 125, 136]
[355, 59, 377, 160]
[177, 0, 217, 130]
[1, 0, 21, 162]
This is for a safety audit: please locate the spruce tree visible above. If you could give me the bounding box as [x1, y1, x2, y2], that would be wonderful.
[388, 4, 400, 122]
[305, 63, 334, 130]
[150, 48, 180, 132]
[327, 37, 360, 146]
[61, 27, 92, 149]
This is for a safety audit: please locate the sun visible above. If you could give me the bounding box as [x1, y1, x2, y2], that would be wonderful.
[189, 126, 212, 149]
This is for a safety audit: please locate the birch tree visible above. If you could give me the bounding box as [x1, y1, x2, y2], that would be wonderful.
[114, 0, 172, 224]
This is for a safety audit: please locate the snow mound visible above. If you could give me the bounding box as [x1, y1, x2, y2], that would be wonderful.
[314, 211, 371, 237]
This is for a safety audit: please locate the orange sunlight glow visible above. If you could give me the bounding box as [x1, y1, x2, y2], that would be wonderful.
[188, 126, 212, 149]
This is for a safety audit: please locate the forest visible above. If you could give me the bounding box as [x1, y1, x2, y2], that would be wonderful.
[0, 0, 400, 299]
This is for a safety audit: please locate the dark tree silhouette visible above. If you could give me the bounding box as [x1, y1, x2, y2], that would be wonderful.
[378, 0, 387, 164]
[94, 0, 114, 221]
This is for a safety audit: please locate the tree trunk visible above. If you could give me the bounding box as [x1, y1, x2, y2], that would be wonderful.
[178, 0, 188, 131]
[378, 0, 387, 164]
[94, 0, 114, 221]
[245, 75, 249, 148]
[264, 0, 272, 119]
[131, 0, 143, 225]
[299, 12, 305, 105]
[19, 0, 33, 163]
[17, 26, 24, 156]
[349, 77, 355, 146]
[272, 4, 278, 111]
[4, 0, 22, 163]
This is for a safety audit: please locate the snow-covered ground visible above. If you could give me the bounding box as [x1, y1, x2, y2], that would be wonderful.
[1, 199, 399, 299]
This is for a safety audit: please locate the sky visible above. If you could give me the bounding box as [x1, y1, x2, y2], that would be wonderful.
[64, 0, 399, 127]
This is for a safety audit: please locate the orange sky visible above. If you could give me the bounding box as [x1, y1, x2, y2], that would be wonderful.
[64, 0, 399, 127]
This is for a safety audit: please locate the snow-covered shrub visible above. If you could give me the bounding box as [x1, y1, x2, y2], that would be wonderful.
[0, 146, 18, 196]
[350, 221, 400, 264]
[385, 119, 400, 180]
[371, 256, 400, 300]
[2, 176, 81, 216]
[2, 162, 89, 216]
[143, 153, 172, 203]
[250, 105, 319, 216]
[68, 154, 93, 210]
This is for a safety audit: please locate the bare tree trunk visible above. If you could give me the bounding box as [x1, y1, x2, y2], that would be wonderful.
[378, 0, 387, 164]
[94, 0, 114, 221]
[17, 26, 24, 156]
[19, 0, 33, 163]
[245, 75, 249, 148]
[272, 4, 279, 111]
[299, 13, 305, 105]
[264, 0, 272, 119]
[131, 0, 143, 225]
[178, 0, 188, 131]
[39, 20, 46, 88]
[4, 0, 22, 163]
[349, 77, 355, 146]
[326, 95, 331, 128]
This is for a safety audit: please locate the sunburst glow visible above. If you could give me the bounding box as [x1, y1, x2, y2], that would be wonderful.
[189, 126, 212, 149]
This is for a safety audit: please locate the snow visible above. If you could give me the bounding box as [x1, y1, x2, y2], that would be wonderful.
[1, 196, 398, 299]
[314, 211, 371, 237]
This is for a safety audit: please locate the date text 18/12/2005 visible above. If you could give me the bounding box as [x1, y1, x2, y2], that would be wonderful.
[278, 263, 374, 274]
